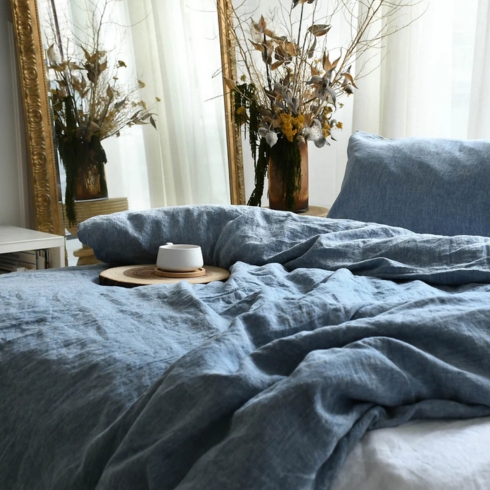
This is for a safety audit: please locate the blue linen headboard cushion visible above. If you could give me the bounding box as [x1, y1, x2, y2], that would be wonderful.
[328, 132, 490, 237]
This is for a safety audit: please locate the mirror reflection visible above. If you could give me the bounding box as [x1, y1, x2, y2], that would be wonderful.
[37, 0, 232, 229]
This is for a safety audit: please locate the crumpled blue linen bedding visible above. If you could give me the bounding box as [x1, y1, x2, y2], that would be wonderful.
[2, 205, 490, 490]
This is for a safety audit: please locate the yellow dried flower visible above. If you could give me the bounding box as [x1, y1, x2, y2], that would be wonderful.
[280, 113, 296, 142]
[279, 113, 306, 142]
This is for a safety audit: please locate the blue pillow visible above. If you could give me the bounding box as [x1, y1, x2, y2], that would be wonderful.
[328, 132, 490, 237]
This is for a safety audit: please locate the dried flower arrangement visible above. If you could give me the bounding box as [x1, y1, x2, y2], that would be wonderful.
[45, 0, 157, 224]
[223, 0, 420, 210]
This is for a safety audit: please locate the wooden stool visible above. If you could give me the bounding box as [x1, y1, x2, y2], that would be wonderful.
[60, 197, 129, 265]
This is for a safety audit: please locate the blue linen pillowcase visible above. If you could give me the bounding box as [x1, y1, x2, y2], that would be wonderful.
[328, 132, 490, 237]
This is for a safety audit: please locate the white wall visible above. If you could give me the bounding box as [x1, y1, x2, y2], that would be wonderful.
[0, 1, 30, 228]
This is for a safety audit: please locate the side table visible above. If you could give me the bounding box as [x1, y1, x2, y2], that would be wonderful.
[296, 205, 329, 218]
[266, 205, 329, 218]
[59, 197, 129, 265]
[0, 226, 65, 269]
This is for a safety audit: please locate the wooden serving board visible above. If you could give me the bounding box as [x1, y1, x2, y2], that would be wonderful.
[100, 265, 230, 288]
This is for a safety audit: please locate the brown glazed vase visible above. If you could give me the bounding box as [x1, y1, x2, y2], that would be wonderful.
[75, 160, 108, 201]
[268, 141, 309, 212]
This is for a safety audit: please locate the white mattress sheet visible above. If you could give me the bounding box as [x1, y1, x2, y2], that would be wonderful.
[332, 417, 490, 490]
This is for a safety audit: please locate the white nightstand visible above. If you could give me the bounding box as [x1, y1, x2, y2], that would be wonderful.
[0, 226, 65, 269]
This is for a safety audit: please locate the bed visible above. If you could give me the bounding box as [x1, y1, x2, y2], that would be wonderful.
[2, 132, 490, 490]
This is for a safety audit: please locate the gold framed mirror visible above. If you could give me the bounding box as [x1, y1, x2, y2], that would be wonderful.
[10, 0, 245, 236]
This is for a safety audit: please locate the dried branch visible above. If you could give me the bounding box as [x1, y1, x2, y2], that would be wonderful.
[45, 0, 157, 142]
[226, 0, 422, 149]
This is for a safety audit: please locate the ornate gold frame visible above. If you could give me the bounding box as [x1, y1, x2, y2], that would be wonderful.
[10, 0, 245, 236]
[10, 0, 63, 235]
[217, 0, 246, 206]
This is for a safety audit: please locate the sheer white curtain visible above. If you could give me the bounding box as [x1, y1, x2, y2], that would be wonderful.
[469, 0, 490, 139]
[116, 0, 230, 209]
[324, 0, 489, 206]
[39, 0, 231, 211]
[353, 0, 487, 140]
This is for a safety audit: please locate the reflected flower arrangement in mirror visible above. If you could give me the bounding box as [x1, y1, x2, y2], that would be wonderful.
[44, 0, 157, 224]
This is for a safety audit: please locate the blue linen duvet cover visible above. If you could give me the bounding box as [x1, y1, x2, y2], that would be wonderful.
[2, 205, 490, 490]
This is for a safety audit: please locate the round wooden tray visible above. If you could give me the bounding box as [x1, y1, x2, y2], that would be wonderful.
[99, 265, 230, 287]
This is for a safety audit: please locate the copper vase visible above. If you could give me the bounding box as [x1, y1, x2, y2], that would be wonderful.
[268, 141, 309, 212]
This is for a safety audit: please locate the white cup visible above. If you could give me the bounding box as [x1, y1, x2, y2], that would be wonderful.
[156, 242, 204, 272]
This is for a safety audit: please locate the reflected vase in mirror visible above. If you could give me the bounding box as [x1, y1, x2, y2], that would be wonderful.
[57, 131, 109, 225]
[75, 161, 108, 202]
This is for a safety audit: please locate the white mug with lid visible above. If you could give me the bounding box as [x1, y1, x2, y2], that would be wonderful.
[156, 242, 204, 272]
